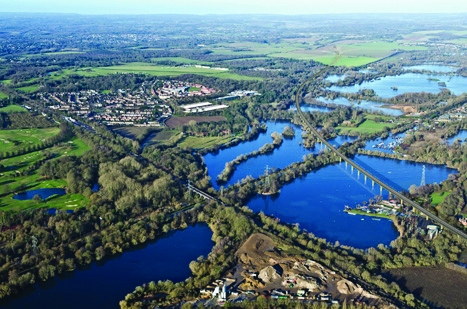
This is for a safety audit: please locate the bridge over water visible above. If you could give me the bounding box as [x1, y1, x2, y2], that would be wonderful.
[295, 66, 467, 241]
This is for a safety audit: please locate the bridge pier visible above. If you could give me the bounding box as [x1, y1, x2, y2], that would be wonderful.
[372, 180, 375, 190]
[380, 185, 383, 195]
[357, 170, 360, 179]
[351, 165, 354, 174]
[364, 175, 367, 184]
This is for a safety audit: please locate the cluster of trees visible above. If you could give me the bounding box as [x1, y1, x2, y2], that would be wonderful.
[0, 112, 54, 130]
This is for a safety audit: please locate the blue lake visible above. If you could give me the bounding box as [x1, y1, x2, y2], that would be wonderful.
[13, 188, 66, 200]
[316, 96, 403, 116]
[403, 65, 457, 73]
[204, 121, 356, 190]
[289, 104, 333, 113]
[246, 155, 457, 248]
[1, 224, 213, 309]
[203, 120, 456, 248]
[328, 73, 467, 98]
[447, 130, 467, 145]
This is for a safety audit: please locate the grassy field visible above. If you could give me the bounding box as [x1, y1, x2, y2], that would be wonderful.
[346, 209, 393, 220]
[61, 62, 261, 81]
[337, 119, 395, 134]
[431, 191, 450, 206]
[151, 57, 213, 65]
[1, 79, 12, 85]
[312, 55, 378, 67]
[0, 127, 60, 153]
[0, 134, 91, 211]
[16, 85, 40, 93]
[0, 92, 8, 99]
[0, 191, 90, 212]
[112, 126, 158, 141]
[209, 40, 426, 67]
[42, 51, 84, 56]
[0, 105, 26, 113]
[178, 135, 236, 149]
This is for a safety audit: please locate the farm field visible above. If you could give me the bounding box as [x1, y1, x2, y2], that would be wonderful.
[0, 127, 60, 153]
[208, 40, 426, 66]
[384, 266, 467, 308]
[0, 92, 8, 99]
[59, 62, 261, 81]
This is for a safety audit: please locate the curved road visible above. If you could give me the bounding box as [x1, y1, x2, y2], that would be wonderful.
[294, 61, 467, 241]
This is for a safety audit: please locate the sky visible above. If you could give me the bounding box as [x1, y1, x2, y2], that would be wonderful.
[1, 0, 467, 15]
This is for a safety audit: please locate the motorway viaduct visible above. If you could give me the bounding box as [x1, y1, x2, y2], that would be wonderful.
[295, 66, 467, 241]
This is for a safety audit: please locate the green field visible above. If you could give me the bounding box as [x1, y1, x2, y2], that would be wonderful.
[0, 190, 90, 212]
[178, 135, 236, 149]
[16, 85, 40, 93]
[1, 79, 12, 85]
[151, 57, 213, 65]
[61, 62, 261, 81]
[431, 191, 450, 206]
[188, 86, 201, 92]
[313, 55, 378, 67]
[337, 119, 395, 134]
[0, 135, 91, 211]
[56, 138, 91, 157]
[208, 40, 426, 67]
[346, 209, 393, 220]
[42, 51, 84, 56]
[0, 92, 8, 99]
[309, 41, 426, 66]
[0, 127, 60, 153]
[0, 105, 26, 113]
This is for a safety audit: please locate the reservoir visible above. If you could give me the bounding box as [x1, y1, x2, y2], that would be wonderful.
[403, 65, 457, 73]
[246, 155, 456, 248]
[1, 224, 213, 309]
[316, 96, 403, 116]
[204, 121, 356, 190]
[328, 73, 467, 98]
[203, 120, 457, 248]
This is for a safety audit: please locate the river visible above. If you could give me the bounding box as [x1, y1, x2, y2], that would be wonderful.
[1, 224, 213, 309]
